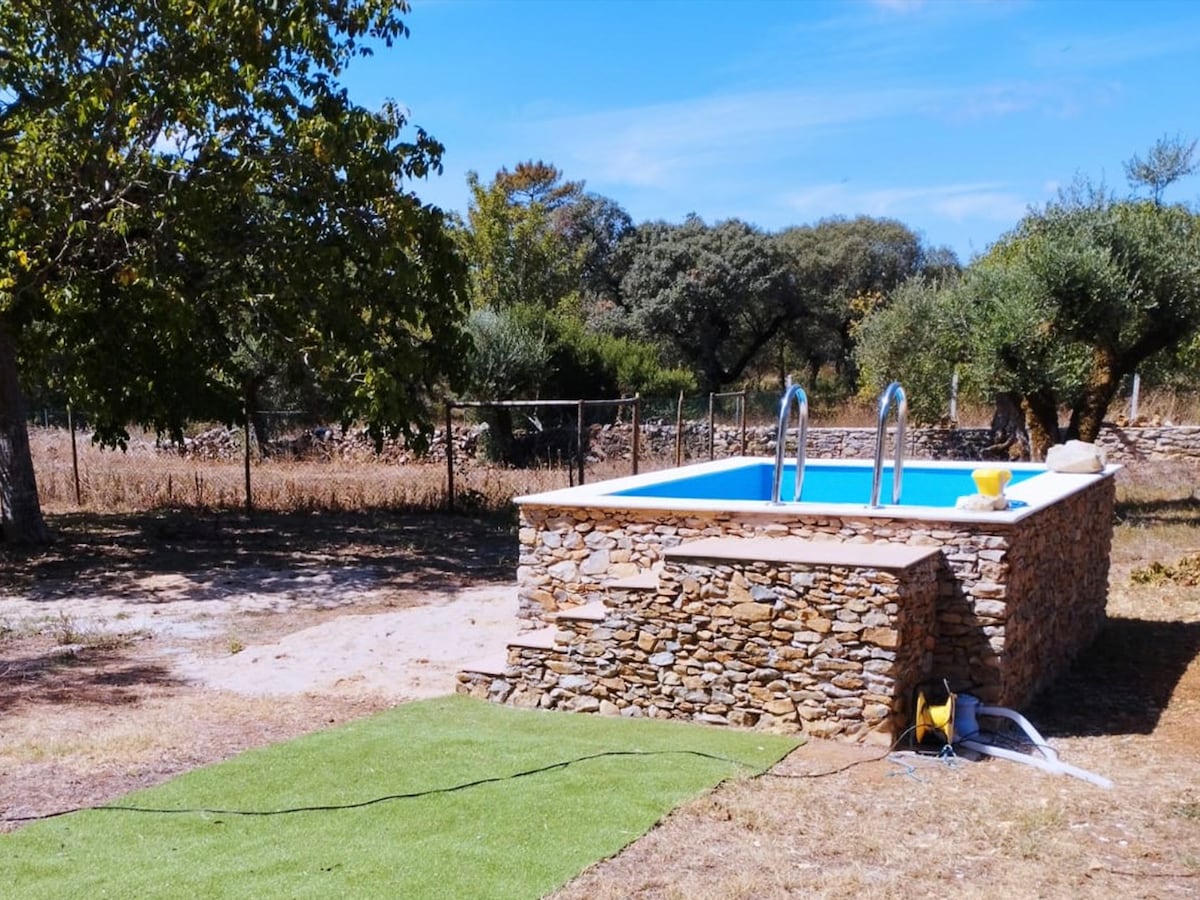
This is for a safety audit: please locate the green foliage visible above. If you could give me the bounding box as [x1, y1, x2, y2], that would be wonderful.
[0, 695, 797, 899]
[773, 216, 957, 388]
[852, 278, 969, 423]
[466, 302, 693, 402]
[1124, 133, 1198, 205]
[855, 180, 1200, 450]
[0, 1, 470, 536]
[617, 216, 800, 392]
[464, 305, 551, 400]
[460, 161, 586, 310]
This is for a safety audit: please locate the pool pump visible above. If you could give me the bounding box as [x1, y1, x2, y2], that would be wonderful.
[912, 683, 1112, 789]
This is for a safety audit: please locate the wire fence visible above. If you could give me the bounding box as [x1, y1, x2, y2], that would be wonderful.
[31, 378, 1173, 516]
[28, 392, 777, 515]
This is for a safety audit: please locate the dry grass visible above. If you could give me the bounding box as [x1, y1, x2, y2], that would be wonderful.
[29, 427, 574, 515]
[550, 459, 1200, 899]
[7, 432, 1200, 896]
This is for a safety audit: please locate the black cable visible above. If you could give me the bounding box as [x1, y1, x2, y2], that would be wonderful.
[1, 747, 768, 825]
[761, 724, 931, 779]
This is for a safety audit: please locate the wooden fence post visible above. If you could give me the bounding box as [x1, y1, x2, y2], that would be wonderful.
[445, 402, 455, 512]
[67, 403, 81, 505]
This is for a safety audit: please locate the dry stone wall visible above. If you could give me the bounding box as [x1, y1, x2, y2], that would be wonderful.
[515, 475, 1114, 715]
[158, 420, 1200, 464]
[490, 542, 941, 742]
[592, 422, 1200, 463]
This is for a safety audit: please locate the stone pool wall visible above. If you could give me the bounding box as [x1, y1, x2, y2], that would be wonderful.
[515, 474, 1115, 716]
[495, 539, 942, 742]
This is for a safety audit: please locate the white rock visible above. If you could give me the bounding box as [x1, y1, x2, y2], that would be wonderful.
[955, 493, 1008, 511]
[1045, 440, 1105, 473]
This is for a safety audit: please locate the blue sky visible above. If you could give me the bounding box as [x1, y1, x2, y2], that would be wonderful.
[342, 0, 1200, 263]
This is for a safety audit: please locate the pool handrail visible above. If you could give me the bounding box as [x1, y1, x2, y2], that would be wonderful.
[771, 378, 809, 504]
[870, 381, 907, 507]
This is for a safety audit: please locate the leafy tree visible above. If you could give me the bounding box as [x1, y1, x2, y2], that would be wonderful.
[774, 216, 955, 388]
[460, 161, 586, 310]
[1124, 133, 1198, 205]
[855, 186, 1200, 459]
[852, 277, 971, 424]
[463, 300, 692, 462]
[0, 1, 469, 542]
[617, 216, 801, 392]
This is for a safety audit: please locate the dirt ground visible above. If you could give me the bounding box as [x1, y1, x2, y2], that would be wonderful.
[2, 486, 1200, 898]
[0, 510, 519, 830]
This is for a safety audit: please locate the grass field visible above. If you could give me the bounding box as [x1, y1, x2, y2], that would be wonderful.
[0, 696, 797, 899]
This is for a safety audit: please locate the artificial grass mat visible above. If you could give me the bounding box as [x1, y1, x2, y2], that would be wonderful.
[1, 694, 798, 899]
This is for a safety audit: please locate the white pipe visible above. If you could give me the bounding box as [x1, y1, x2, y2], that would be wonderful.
[954, 698, 1112, 788]
[959, 739, 1113, 790]
[975, 704, 1061, 763]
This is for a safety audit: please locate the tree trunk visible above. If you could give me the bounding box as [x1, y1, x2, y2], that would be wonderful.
[1067, 346, 1121, 443]
[1021, 389, 1061, 462]
[0, 319, 51, 544]
[987, 391, 1030, 459]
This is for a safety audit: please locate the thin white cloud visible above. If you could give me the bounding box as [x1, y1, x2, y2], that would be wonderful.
[782, 181, 1028, 224]
[526, 86, 946, 191]
[870, 0, 928, 13]
[522, 72, 1110, 195]
[1027, 22, 1200, 71]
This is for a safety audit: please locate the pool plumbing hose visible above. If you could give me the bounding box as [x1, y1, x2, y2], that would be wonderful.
[916, 688, 1113, 789]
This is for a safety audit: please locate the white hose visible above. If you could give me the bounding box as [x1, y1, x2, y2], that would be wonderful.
[952, 698, 1113, 789]
[959, 739, 1113, 790]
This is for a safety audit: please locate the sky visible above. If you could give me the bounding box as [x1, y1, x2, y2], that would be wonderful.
[340, 0, 1200, 263]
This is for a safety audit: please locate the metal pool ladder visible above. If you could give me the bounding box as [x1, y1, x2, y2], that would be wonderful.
[771, 377, 809, 504]
[870, 381, 908, 507]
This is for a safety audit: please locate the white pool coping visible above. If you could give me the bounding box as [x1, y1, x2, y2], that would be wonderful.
[513, 455, 1120, 525]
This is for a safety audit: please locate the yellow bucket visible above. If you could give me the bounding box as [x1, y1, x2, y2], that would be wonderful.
[972, 468, 1011, 497]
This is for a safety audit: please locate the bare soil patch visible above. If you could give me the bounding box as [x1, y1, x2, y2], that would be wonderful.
[2, 465, 1200, 899]
[0, 510, 519, 830]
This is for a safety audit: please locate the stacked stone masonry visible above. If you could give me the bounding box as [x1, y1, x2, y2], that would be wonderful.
[471, 539, 942, 742]
[478, 475, 1115, 740]
[584, 422, 1200, 465]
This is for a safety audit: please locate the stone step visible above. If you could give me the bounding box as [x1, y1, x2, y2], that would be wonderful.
[459, 654, 509, 676]
[506, 625, 559, 650]
[606, 571, 660, 590]
[550, 601, 609, 622]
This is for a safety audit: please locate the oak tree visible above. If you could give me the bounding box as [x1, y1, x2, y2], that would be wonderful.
[0, 1, 469, 542]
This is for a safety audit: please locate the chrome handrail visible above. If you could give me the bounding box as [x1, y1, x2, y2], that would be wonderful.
[771, 378, 809, 504]
[870, 382, 907, 507]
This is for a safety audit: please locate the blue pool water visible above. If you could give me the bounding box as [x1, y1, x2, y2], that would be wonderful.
[611, 461, 1038, 508]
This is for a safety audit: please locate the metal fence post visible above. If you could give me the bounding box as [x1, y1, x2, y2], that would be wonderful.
[739, 392, 747, 455]
[707, 392, 715, 460]
[576, 398, 586, 485]
[675, 391, 684, 467]
[631, 394, 641, 475]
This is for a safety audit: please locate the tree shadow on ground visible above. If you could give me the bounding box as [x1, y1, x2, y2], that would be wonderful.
[1115, 495, 1200, 528]
[1028, 615, 1200, 737]
[0, 509, 518, 605]
[0, 644, 186, 714]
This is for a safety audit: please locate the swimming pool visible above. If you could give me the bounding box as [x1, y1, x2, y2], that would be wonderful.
[512, 454, 1118, 719]
[611, 459, 1038, 508]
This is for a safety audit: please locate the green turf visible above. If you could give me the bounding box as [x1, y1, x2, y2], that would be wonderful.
[1, 695, 798, 899]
